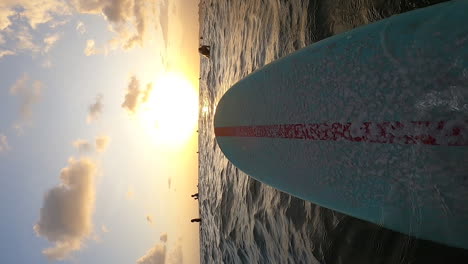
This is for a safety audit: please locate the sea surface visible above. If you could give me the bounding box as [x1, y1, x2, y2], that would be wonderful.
[197, 0, 468, 263]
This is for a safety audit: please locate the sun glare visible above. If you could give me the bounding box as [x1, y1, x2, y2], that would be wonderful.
[139, 72, 198, 146]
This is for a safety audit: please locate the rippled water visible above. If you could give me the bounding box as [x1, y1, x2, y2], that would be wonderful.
[197, 0, 468, 263]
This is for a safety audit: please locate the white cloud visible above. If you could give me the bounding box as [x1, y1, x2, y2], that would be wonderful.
[0, 49, 14, 59]
[0, 6, 15, 31]
[1, 0, 161, 62]
[136, 243, 166, 264]
[9, 74, 43, 132]
[87, 94, 103, 123]
[0, 134, 10, 152]
[0, 1, 69, 60]
[76, 21, 86, 34]
[48, 18, 69, 29]
[34, 157, 97, 260]
[0, 45, 15, 59]
[84, 39, 101, 56]
[15, 26, 41, 54]
[0, 0, 70, 30]
[137, 235, 184, 264]
[95, 135, 110, 153]
[72, 139, 92, 153]
[43, 33, 60, 53]
[122, 76, 153, 114]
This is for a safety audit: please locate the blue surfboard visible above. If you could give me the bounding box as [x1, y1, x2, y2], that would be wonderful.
[214, 0, 468, 249]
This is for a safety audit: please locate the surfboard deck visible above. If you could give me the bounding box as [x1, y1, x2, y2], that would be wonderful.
[214, 0, 468, 249]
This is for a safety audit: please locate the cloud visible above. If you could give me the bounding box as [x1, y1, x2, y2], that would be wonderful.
[0, 134, 10, 152]
[34, 157, 97, 261]
[9, 73, 43, 132]
[158, 0, 169, 49]
[101, 225, 109, 233]
[87, 94, 103, 123]
[95, 135, 110, 153]
[84, 39, 100, 56]
[72, 139, 92, 153]
[41, 58, 52, 68]
[122, 76, 141, 113]
[141, 83, 153, 104]
[43, 33, 60, 53]
[122, 76, 153, 114]
[1, 0, 161, 62]
[15, 26, 41, 53]
[73, 0, 158, 50]
[0, 1, 66, 59]
[136, 243, 166, 264]
[76, 21, 86, 34]
[137, 235, 184, 264]
[0, 49, 14, 59]
[72, 136, 110, 153]
[126, 186, 135, 200]
[167, 240, 183, 264]
[0, 0, 70, 31]
[0, 6, 15, 31]
[146, 215, 153, 224]
[0, 25, 58, 58]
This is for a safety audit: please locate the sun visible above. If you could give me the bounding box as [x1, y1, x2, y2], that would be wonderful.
[138, 72, 198, 146]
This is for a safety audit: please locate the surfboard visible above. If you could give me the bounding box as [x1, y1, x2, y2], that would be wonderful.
[214, 0, 468, 249]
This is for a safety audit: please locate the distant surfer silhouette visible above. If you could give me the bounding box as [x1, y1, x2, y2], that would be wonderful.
[191, 218, 201, 223]
[198, 45, 211, 58]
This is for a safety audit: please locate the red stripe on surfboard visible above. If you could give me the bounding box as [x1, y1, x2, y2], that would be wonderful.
[215, 121, 468, 146]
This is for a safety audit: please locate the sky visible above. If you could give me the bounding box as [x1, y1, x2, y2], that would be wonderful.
[0, 0, 201, 263]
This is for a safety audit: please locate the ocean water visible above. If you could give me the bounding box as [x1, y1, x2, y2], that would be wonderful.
[197, 0, 468, 263]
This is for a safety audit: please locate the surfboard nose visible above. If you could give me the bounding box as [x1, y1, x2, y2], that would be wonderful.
[214, 0, 468, 250]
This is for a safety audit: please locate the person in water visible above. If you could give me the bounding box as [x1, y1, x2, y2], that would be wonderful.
[191, 218, 201, 223]
[198, 45, 211, 58]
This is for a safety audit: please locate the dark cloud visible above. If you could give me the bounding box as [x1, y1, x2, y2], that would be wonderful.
[87, 94, 103, 123]
[34, 158, 97, 260]
[146, 215, 153, 224]
[9, 73, 42, 132]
